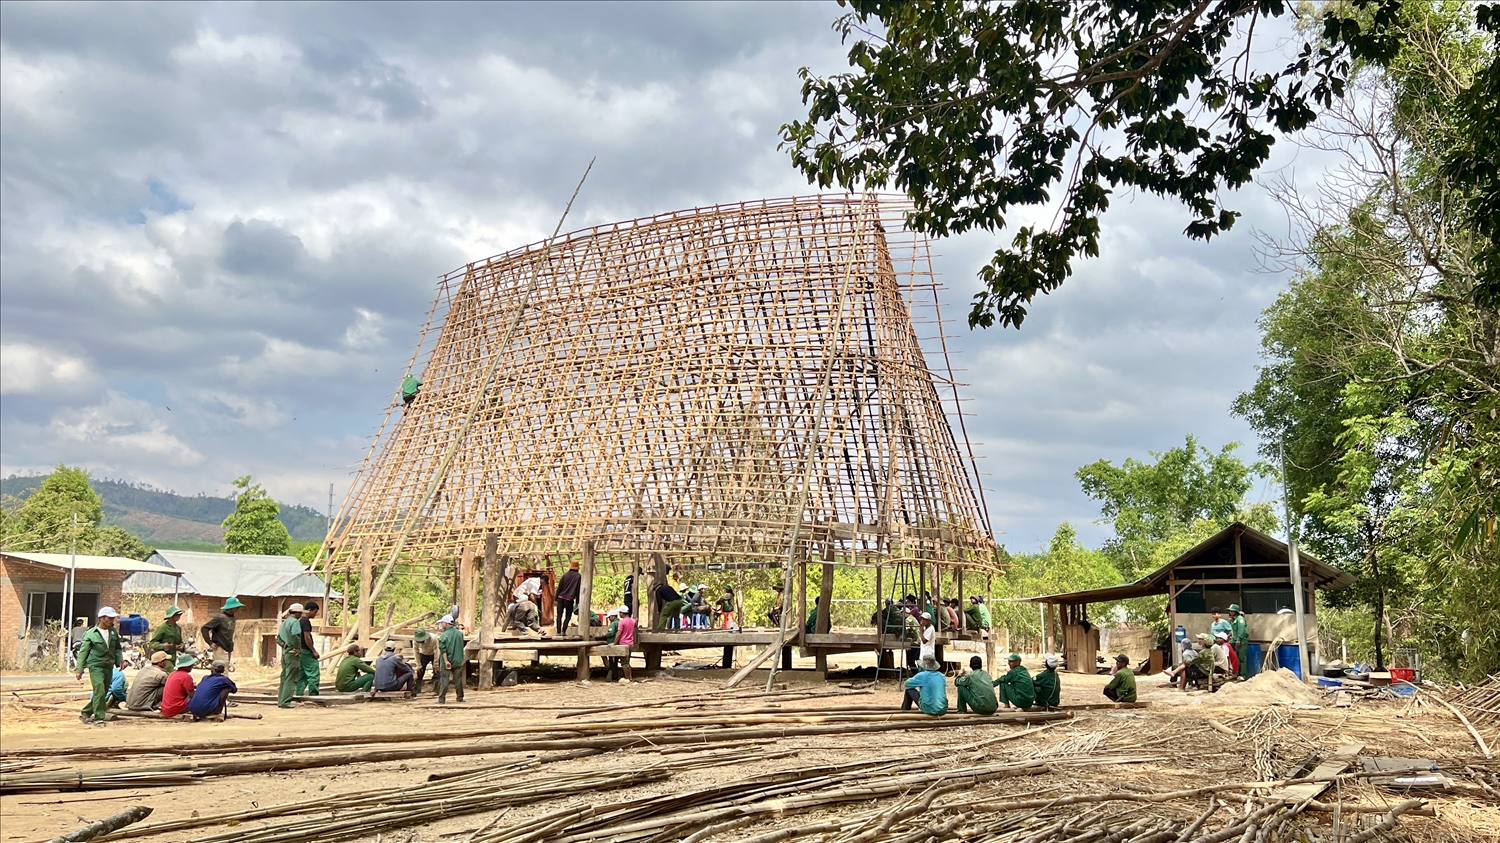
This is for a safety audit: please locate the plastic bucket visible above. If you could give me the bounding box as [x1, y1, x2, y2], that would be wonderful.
[1276, 644, 1303, 678]
[1245, 643, 1263, 679]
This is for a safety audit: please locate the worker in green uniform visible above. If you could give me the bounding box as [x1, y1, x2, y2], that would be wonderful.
[1033, 653, 1061, 709]
[994, 653, 1036, 710]
[1103, 653, 1137, 702]
[1227, 603, 1250, 679]
[963, 596, 992, 634]
[75, 606, 124, 724]
[401, 373, 422, 407]
[436, 614, 466, 704]
[147, 606, 185, 659]
[335, 644, 376, 693]
[297, 602, 322, 696]
[955, 656, 998, 714]
[276, 603, 306, 708]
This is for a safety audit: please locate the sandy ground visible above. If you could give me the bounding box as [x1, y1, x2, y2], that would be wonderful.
[2, 658, 1497, 843]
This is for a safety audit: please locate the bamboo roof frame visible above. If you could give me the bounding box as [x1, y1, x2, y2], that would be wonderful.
[323, 193, 998, 577]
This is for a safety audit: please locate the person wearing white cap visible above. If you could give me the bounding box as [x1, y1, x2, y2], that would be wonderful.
[435, 615, 466, 704]
[76, 606, 124, 724]
[275, 603, 305, 708]
[1033, 654, 1062, 709]
[374, 641, 414, 697]
[1211, 631, 1234, 675]
[917, 611, 937, 663]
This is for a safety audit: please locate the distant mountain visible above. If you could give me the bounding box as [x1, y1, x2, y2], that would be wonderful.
[0, 476, 329, 545]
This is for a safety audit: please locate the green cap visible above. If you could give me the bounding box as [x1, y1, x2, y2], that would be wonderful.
[175, 653, 196, 669]
[165, 605, 184, 618]
[1228, 603, 1242, 613]
[413, 629, 429, 643]
[1007, 652, 1022, 662]
[222, 597, 245, 610]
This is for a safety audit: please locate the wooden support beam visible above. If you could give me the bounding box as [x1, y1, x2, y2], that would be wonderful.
[458, 546, 477, 630]
[480, 534, 499, 690]
[795, 556, 808, 647]
[357, 541, 374, 641]
[576, 541, 595, 681]
[650, 553, 667, 631]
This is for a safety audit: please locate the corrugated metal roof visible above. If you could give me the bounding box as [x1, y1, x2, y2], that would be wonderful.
[122, 549, 336, 598]
[1, 551, 182, 576]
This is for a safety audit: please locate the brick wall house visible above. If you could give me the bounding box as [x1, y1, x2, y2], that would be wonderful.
[1, 551, 181, 663]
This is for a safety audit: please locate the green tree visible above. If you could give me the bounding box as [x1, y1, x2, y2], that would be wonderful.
[993, 523, 1122, 647]
[90, 526, 152, 561]
[2, 465, 102, 552]
[777, 0, 1500, 329]
[1076, 436, 1274, 577]
[222, 476, 292, 556]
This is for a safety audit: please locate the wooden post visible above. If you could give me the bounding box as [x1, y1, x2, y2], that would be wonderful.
[795, 554, 808, 647]
[458, 547, 477, 630]
[631, 556, 642, 618]
[357, 541, 374, 641]
[576, 541, 595, 681]
[815, 551, 834, 675]
[479, 534, 498, 690]
[650, 553, 667, 630]
[957, 570, 966, 632]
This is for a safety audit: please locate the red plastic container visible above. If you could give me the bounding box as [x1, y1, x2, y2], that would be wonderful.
[1390, 667, 1417, 683]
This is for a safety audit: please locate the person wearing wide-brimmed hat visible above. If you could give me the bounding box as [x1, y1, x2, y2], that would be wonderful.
[200, 597, 244, 665]
[435, 615, 467, 704]
[1226, 604, 1250, 678]
[148, 605, 187, 660]
[127, 650, 173, 711]
[275, 603, 306, 708]
[75, 606, 124, 724]
[1033, 654, 1062, 709]
[161, 653, 198, 718]
[901, 655, 948, 715]
[994, 653, 1036, 710]
[412, 627, 438, 694]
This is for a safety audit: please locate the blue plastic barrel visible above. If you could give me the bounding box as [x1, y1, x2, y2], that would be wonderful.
[1245, 643, 1263, 678]
[1276, 643, 1303, 678]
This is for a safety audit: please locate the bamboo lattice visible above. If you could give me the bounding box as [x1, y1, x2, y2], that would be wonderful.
[324, 194, 997, 574]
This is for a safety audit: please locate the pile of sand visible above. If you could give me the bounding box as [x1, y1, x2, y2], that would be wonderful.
[1207, 668, 1323, 707]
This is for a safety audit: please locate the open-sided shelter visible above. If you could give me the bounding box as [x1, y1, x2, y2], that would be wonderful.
[1, 551, 182, 658]
[1026, 523, 1354, 674]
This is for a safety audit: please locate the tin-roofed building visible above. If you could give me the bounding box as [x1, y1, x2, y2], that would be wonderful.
[123, 550, 337, 663]
[1, 551, 184, 661]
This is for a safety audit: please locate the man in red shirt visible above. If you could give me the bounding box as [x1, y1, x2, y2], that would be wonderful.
[161, 653, 197, 718]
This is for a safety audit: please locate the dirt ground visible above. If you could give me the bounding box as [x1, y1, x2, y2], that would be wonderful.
[2, 659, 1497, 843]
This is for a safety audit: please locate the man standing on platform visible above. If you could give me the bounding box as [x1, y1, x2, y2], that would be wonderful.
[148, 606, 185, 660]
[654, 579, 683, 631]
[75, 606, 123, 725]
[1227, 604, 1250, 679]
[200, 597, 243, 667]
[298, 602, 322, 696]
[556, 561, 582, 635]
[955, 656, 998, 714]
[1033, 654, 1061, 709]
[436, 615, 466, 704]
[994, 653, 1036, 711]
[276, 604, 305, 708]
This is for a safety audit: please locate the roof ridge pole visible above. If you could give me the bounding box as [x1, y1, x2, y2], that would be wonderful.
[1279, 439, 1311, 680]
[349, 159, 595, 645]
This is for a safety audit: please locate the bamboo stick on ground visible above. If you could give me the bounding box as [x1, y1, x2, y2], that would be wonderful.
[46, 805, 151, 843]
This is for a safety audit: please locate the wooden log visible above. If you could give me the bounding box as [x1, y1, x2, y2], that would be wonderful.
[47, 804, 151, 842]
[576, 541, 596, 682]
[458, 546, 477, 630]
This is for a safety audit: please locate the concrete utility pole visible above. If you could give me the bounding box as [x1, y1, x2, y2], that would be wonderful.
[63, 513, 77, 672]
[1280, 440, 1311, 680]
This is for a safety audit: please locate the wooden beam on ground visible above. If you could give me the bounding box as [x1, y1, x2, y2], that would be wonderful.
[1271, 743, 1364, 802]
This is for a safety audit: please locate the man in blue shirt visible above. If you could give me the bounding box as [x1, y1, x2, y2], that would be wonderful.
[189, 660, 238, 720]
[900, 655, 948, 716]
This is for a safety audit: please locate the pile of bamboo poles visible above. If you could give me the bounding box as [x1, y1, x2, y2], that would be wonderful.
[1449, 673, 1500, 729]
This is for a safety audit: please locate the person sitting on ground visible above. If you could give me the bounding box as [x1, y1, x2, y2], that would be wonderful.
[373, 642, 415, 697]
[964, 596, 992, 636]
[106, 665, 128, 709]
[654, 580, 683, 631]
[505, 595, 544, 635]
[188, 660, 238, 720]
[715, 586, 736, 629]
[995, 653, 1036, 710]
[161, 654, 197, 719]
[1033, 654, 1062, 709]
[955, 655, 998, 714]
[901, 655, 948, 715]
[1103, 654, 1137, 702]
[336, 644, 377, 693]
[126, 650, 172, 711]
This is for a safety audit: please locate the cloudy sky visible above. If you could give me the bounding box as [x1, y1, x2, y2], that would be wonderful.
[0, 1, 1318, 551]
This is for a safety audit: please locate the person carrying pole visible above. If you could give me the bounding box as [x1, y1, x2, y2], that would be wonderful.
[994, 653, 1036, 711]
[1033, 654, 1062, 709]
[1227, 604, 1250, 679]
[298, 602, 322, 696]
[276, 603, 305, 708]
[436, 614, 466, 704]
[955, 655, 998, 714]
[75, 606, 124, 725]
[148, 606, 185, 660]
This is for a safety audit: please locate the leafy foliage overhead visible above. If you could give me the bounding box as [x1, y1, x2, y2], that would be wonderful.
[222, 476, 292, 556]
[781, 0, 1452, 328]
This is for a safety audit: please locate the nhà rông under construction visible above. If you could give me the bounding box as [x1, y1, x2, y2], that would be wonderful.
[323, 194, 996, 596]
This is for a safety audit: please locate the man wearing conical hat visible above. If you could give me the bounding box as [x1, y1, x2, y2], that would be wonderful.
[148, 605, 186, 660]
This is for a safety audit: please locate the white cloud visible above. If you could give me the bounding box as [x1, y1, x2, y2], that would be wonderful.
[0, 343, 95, 395]
[47, 391, 203, 466]
[194, 390, 290, 429]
